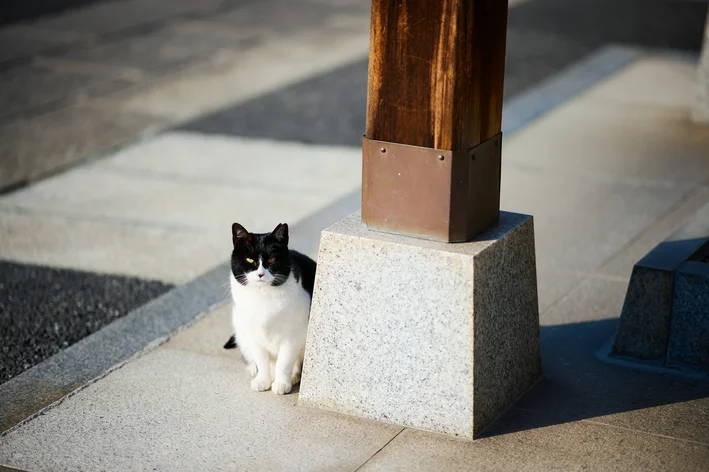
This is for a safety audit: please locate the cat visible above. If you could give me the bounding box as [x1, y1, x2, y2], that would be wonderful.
[223, 222, 316, 395]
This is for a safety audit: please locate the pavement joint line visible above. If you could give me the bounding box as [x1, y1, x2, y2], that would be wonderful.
[0, 43, 647, 435]
[536, 178, 709, 319]
[353, 428, 407, 472]
[595, 179, 709, 276]
[578, 419, 709, 447]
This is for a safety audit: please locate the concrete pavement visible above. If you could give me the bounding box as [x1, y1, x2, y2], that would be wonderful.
[2, 48, 709, 471]
[2, 0, 707, 384]
[1, 0, 709, 469]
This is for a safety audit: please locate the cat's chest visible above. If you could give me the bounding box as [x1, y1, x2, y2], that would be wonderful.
[230, 275, 309, 321]
[232, 287, 292, 317]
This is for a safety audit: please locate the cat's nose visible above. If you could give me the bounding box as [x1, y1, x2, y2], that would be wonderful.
[258, 273, 264, 278]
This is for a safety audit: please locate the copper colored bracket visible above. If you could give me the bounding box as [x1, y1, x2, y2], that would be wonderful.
[362, 133, 502, 242]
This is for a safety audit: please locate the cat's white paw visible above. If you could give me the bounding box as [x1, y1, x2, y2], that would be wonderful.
[251, 377, 271, 392]
[246, 364, 258, 378]
[291, 372, 301, 385]
[271, 381, 292, 395]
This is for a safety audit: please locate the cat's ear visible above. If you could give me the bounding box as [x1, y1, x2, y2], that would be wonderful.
[232, 223, 252, 247]
[271, 223, 289, 245]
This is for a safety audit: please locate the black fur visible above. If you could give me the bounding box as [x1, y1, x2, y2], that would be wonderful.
[290, 250, 316, 299]
[224, 222, 317, 348]
[223, 334, 237, 349]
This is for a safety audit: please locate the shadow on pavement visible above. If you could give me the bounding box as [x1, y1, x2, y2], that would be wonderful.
[484, 318, 709, 438]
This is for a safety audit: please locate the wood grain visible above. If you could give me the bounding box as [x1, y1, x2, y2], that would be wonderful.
[365, 0, 508, 151]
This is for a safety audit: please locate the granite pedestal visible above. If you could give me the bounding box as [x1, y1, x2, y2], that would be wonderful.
[612, 201, 709, 371]
[298, 211, 542, 439]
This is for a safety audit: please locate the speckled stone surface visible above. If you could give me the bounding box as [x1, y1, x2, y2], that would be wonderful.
[299, 211, 541, 439]
[667, 261, 709, 370]
[611, 266, 673, 361]
[612, 201, 709, 363]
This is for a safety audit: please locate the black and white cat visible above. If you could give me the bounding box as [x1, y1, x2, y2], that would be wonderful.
[224, 222, 316, 395]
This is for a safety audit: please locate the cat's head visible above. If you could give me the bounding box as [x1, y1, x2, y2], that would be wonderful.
[231, 222, 290, 287]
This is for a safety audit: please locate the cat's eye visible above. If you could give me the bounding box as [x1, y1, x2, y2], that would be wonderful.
[267, 257, 276, 264]
[245, 258, 254, 264]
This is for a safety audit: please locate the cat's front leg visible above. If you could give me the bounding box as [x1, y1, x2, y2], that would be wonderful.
[272, 343, 301, 395]
[246, 363, 257, 378]
[249, 345, 272, 392]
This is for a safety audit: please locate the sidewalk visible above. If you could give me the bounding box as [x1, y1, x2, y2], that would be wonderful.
[1, 48, 708, 471]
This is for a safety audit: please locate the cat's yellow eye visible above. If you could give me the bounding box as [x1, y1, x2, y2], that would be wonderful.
[245, 258, 254, 264]
[267, 257, 276, 264]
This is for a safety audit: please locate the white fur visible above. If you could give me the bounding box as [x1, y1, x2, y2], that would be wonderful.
[230, 260, 310, 395]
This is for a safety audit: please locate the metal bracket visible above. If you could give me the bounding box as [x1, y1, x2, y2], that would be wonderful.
[362, 133, 502, 242]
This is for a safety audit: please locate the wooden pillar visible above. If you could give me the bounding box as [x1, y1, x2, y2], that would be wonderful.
[361, 0, 508, 242]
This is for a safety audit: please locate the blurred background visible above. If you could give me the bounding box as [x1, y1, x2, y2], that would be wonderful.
[1, 0, 708, 384]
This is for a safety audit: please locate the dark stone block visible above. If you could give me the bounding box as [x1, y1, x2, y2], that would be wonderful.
[612, 265, 673, 361]
[612, 201, 709, 364]
[667, 261, 709, 371]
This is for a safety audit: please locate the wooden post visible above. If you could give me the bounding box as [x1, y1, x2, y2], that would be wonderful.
[361, 0, 508, 242]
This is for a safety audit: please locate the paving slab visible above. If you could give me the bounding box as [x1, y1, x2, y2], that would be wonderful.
[0, 136, 360, 228]
[0, 104, 163, 191]
[115, 17, 370, 122]
[102, 132, 362, 196]
[0, 209, 223, 284]
[535, 265, 586, 313]
[0, 348, 402, 472]
[208, 0, 352, 39]
[25, 0, 227, 37]
[505, 74, 709, 186]
[55, 23, 256, 76]
[500, 160, 692, 274]
[587, 56, 698, 109]
[0, 65, 132, 123]
[599, 185, 709, 279]
[163, 304, 235, 358]
[0, 133, 361, 282]
[359, 409, 709, 472]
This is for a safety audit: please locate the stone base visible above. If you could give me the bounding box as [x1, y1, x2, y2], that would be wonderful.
[612, 201, 709, 371]
[298, 211, 541, 439]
